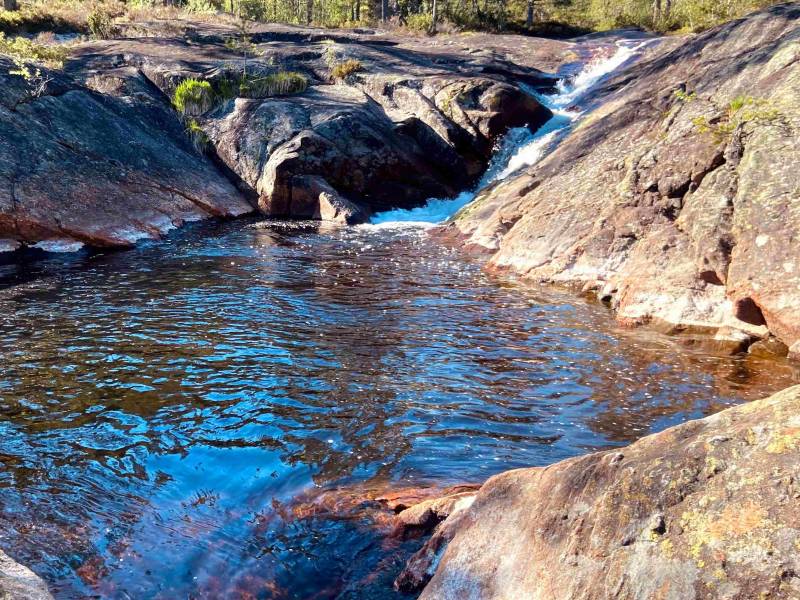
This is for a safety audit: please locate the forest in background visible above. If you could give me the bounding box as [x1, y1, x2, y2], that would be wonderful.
[0, 0, 788, 40]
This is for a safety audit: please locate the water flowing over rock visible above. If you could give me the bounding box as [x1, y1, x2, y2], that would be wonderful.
[451, 3, 800, 357]
[0, 22, 562, 251]
[398, 385, 800, 599]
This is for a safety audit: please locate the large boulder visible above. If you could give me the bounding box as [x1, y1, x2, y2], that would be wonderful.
[196, 74, 552, 220]
[60, 23, 556, 228]
[203, 84, 472, 217]
[0, 62, 252, 251]
[399, 385, 800, 599]
[451, 3, 800, 356]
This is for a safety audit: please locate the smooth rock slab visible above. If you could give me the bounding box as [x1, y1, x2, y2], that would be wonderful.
[0, 550, 52, 600]
[399, 385, 800, 599]
[0, 61, 252, 251]
[452, 3, 800, 352]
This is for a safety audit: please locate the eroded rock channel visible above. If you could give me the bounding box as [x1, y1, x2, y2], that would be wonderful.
[1, 4, 800, 600]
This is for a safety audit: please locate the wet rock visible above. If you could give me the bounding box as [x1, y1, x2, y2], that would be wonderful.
[400, 385, 800, 599]
[0, 549, 52, 600]
[451, 3, 800, 353]
[392, 490, 478, 539]
[749, 337, 790, 359]
[287, 174, 367, 224]
[376, 484, 481, 514]
[265, 482, 480, 535]
[676, 326, 759, 356]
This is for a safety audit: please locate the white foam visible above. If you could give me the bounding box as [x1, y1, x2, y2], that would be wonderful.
[0, 239, 21, 253]
[32, 239, 85, 253]
[368, 39, 648, 228]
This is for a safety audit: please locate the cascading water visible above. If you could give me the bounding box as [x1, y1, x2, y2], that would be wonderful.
[368, 39, 648, 227]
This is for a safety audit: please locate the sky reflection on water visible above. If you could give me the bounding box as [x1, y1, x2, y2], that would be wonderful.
[0, 219, 796, 598]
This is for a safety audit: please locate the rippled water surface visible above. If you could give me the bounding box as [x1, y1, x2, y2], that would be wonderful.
[0, 219, 797, 599]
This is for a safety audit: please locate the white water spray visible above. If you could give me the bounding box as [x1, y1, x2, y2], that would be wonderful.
[368, 39, 647, 228]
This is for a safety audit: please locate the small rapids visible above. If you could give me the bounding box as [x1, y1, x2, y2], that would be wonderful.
[368, 40, 646, 227]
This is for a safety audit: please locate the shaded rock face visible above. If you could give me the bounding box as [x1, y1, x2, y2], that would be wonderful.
[0, 61, 252, 251]
[0, 549, 52, 600]
[400, 385, 800, 599]
[452, 3, 800, 356]
[205, 77, 551, 218]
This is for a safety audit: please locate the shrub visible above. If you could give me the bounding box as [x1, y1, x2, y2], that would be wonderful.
[172, 78, 215, 115]
[405, 12, 433, 32]
[185, 0, 220, 13]
[330, 58, 362, 81]
[87, 8, 113, 39]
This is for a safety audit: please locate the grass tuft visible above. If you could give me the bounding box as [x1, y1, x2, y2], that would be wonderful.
[216, 70, 308, 99]
[87, 8, 114, 39]
[330, 58, 362, 81]
[172, 78, 215, 115]
[186, 118, 209, 152]
[239, 70, 308, 97]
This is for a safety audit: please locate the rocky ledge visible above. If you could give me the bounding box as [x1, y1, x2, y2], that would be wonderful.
[450, 3, 800, 358]
[0, 20, 576, 251]
[396, 385, 800, 599]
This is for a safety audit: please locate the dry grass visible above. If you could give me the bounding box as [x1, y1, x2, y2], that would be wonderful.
[330, 58, 362, 81]
[0, 31, 69, 65]
[0, 0, 127, 34]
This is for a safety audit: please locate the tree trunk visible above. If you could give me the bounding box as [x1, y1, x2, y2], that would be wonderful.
[430, 0, 437, 33]
[306, 0, 312, 24]
[381, 0, 388, 21]
[652, 0, 662, 25]
[2, 0, 18, 11]
[526, 0, 534, 28]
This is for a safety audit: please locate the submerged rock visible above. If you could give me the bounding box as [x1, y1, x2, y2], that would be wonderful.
[399, 385, 800, 599]
[0, 549, 52, 600]
[451, 3, 800, 355]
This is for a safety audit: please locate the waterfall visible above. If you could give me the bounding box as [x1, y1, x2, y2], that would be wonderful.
[368, 39, 648, 228]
